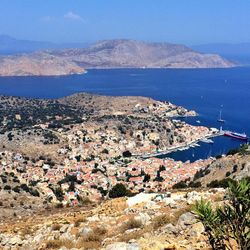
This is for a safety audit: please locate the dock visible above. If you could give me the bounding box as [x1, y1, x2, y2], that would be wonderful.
[135, 130, 224, 159]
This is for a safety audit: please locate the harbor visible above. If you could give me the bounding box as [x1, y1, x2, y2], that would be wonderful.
[138, 127, 248, 161]
[138, 129, 224, 159]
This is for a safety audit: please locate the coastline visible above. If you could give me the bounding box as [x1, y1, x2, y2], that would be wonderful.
[136, 129, 223, 159]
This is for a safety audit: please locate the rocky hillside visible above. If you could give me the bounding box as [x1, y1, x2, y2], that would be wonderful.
[0, 52, 85, 76]
[0, 39, 236, 76]
[0, 189, 225, 249]
[184, 145, 250, 188]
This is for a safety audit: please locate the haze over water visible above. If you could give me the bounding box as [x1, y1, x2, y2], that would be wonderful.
[0, 67, 249, 162]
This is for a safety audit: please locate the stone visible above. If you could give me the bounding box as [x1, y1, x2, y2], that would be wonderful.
[177, 212, 197, 230]
[106, 242, 128, 250]
[33, 233, 45, 243]
[143, 201, 160, 210]
[134, 212, 151, 225]
[188, 222, 205, 238]
[78, 227, 93, 237]
[160, 223, 178, 235]
[9, 236, 22, 246]
[60, 224, 69, 233]
[87, 214, 100, 222]
[105, 242, 140, 250]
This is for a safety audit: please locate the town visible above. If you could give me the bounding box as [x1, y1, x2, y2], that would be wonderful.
[0, 93, 218, 213]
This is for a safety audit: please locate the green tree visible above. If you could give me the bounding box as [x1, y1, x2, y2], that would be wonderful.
[193, 179, 250, 250]
[109, 183, 130, 198]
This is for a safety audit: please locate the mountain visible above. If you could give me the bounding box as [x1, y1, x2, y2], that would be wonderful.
[192, 43, 250, 64]
[54, 39, 236, 69]
[0, 39, 236, 76]
[0, 34, 89, 54]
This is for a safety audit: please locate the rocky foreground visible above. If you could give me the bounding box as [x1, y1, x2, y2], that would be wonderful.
[0, 39, 236, 76]
[0, 189, 225, 250]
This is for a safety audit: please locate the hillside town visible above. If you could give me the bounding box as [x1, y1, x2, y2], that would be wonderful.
[0, 93, 220, 211]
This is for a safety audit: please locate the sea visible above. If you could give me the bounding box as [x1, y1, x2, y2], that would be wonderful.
[0, 67, 249, 163]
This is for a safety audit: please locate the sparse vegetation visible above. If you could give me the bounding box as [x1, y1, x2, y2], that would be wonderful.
[194, 179, 250, 250]
[122, 217, 142, 231]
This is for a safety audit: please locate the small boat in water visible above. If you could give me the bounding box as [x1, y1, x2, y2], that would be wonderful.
[217, 109, 225, 123]
[224, 131, 248, 141]
[200, 138, 214, 144]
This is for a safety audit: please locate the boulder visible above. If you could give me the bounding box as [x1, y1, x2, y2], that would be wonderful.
[60, 224, 69, 234]
[177, 212, 197, 230]
[134, 212, 151, 225]
[78, 227, 93, 238]
[105, 242, 140, 250]
[9, 236, 22, 246]
[160, 223, 178, 235]
[187, 222, 205, 238]
[127, 193, 157, 207]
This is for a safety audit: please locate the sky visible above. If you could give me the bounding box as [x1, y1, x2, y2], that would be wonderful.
[0, 0, 250, 45]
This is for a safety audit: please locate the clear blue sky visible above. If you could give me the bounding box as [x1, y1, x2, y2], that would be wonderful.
[0, 0, 250, 45]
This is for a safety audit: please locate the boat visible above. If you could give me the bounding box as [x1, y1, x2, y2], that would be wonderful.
[224, 131, 248, 141]
[196, 120, 201, 124]
[200, 138, 214, 144]
[217, 109, 225, 123]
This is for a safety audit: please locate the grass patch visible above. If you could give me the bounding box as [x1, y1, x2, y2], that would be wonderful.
[152, 205, 192, 230]
[152, 214, 172, 230]
[74, 216, 87, 227]
[118, 228, 145, 242]
[45, 239, 74, 249]
[20, 226, 33, 236]
[76, 226, 107, 249]
[121, 217, 142, 231]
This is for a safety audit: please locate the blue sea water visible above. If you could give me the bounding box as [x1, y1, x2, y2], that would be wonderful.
[0, 67, 249, 162]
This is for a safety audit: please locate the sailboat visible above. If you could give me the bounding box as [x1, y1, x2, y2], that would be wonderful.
[217, 109, 225, 123]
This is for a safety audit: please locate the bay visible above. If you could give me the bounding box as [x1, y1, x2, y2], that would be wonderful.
[0, 67, 249, 162]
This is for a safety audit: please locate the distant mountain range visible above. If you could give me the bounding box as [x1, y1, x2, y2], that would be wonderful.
[192, 43, 250, 64]
[0, 38, 236, 76]
[0, 34, 89, 54]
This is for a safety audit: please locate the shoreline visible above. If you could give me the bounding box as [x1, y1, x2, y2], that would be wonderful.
[135, 130, 224, 159]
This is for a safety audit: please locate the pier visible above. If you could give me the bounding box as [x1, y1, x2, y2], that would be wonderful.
[135, 130, 224, 159]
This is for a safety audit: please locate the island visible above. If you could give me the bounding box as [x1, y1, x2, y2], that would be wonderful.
[0, 39, 236, 76]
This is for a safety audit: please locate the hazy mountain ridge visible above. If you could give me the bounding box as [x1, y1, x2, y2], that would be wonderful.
[0, 34, 89, 54]
[0, 39, 236, 76]
[192, 42, 250, 65]
[192, 42, 250, 56]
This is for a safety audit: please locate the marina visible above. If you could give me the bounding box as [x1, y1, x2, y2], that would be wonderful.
[139, 129, 224, 159]
[138, 127, 248, 161]
[0, 67, 249, 162]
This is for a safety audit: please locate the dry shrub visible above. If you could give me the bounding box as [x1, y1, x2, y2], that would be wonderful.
[75, 240, 101, 250]
[118, 229, 145, 242]
[20, 226, 33, 236]
[79, 196, 92, 205]
[76, 226, 107, 249]
[122, 217, 142, 231]
[51, 223, 61, 231]
[45, 239, 74, 249]
[84, 226, 107, 242]
[152, 214, 172, 230]
[152, 205, 192, 230]
[172, 205, 192, 222]
[74, 216, 87, 227]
